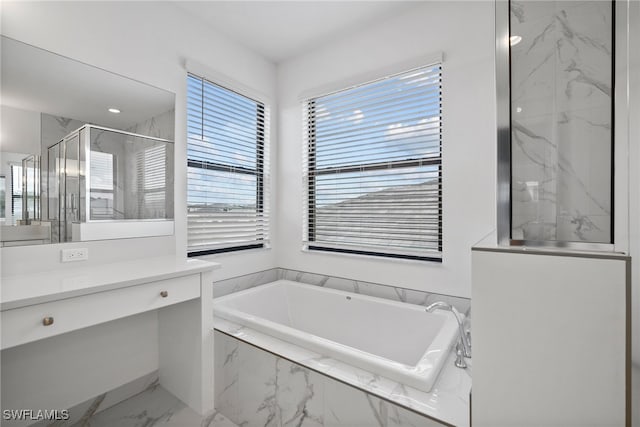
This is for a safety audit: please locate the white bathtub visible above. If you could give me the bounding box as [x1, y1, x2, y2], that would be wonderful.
[213, 280, 461, 392]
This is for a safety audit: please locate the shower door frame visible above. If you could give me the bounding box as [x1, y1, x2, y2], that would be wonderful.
[495, 0, 630, 252]
[82, 124, 174, 223]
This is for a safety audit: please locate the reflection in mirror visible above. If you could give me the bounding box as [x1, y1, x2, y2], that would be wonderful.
[89, 127, 173, 221]
[21, 155, 41, 223]
[0, 36, 176, 246]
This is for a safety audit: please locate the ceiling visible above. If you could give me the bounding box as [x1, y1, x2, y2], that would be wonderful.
[174, 1, 418, 63]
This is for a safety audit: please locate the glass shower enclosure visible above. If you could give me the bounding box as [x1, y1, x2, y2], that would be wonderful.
[20, 154, 40, 224]
[497, 0, 615, 249]
[47, 125, 174, 243]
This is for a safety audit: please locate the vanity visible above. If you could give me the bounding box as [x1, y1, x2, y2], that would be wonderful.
[0, 34, 219, 426]
[1, 256, 219, 424]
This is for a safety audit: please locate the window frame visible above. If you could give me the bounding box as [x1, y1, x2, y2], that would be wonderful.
[186, 73, 268, 257]
[304, 65, 443, 262]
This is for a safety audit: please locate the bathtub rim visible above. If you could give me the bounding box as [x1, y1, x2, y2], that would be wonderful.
[213, 279, 461, 392]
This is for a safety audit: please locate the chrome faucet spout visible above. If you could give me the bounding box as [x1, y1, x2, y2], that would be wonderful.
[426, 301, 471, 359]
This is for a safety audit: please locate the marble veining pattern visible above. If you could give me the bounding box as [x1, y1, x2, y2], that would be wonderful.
[275, 268, 470, 315]
[212, 268, 470, 315]
[40, 113, 85, 230]
[30, 371, 159, 427]
[65, 384, 237, 427]
[214, 319, 470, 427]
[510, 0, 612, 243]
[126, 109, 175, 141]
[212, 269, 279, 298]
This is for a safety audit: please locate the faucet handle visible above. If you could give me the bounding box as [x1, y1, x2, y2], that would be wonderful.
[454, 342, 467, 369]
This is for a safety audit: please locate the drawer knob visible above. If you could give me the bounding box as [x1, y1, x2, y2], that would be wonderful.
[42, 316, 54, 326]
[160, 291, 169, 298]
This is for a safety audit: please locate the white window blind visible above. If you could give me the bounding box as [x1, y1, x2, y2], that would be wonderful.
[90, 151, 115, 219]
[137, 145, 166, 218]
[187, 74, 269, 255]
[303, 64, 442, 261]
[10, 164, 23, 221]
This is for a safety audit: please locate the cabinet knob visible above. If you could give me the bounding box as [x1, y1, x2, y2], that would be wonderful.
[160, 291, 168, 298]
[42, 316, 54, 326]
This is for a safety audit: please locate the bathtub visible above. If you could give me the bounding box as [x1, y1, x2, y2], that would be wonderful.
[213, 280, 461, 392]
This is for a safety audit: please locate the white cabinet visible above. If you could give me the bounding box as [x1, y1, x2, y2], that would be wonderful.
[471, 248, 629, 427]
[1, 274, 200, 350]
[0, 256, 218, 419]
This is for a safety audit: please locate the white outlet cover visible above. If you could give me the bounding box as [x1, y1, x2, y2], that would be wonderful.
[61, 248, 89, 262]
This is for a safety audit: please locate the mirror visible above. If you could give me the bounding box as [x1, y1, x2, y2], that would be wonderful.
[0, 36, 175, 246]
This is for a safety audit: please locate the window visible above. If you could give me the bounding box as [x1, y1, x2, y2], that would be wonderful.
[0, 175, 5, 218]
[187, 74, 269, 255]
[303, 64, 442, 261]
[11, 165, 22, 222]
[90, 151, 115, 219]
[137, 145, 166, 218]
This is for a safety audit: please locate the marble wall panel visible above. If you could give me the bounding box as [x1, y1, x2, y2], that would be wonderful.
[214, 331, 446, 427]
[510, 0, 612, 243]
[212, 268, 470, 315]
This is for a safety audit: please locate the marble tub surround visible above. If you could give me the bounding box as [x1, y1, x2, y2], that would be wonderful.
[276, 268, 470, 315]
[211, 268, 470, 315]
[510, 0, 612, 243]
[214, 318, 471, 427]
[214, 281, 460, 393]
[212, 268, 279, 298]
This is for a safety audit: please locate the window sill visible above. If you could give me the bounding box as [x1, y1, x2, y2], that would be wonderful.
[301, 246, 442, 265]
[188, 244, 271, 259]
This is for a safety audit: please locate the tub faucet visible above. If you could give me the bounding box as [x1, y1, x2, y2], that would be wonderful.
[425, 301, 471, 360]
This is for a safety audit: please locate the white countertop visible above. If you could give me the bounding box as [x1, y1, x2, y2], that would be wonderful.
[471, 231, 628, 259]
[1, 256, 219, 311]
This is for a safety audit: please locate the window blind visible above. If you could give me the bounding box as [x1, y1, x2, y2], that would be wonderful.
[187, 74, 269, 255]
[303, 64, 442, 261]
[90, 151, 115, 219]
[10, 165, 22, 220]
[137, 145, 166, 218]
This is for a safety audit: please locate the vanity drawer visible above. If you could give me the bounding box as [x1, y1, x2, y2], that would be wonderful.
[1, 274, 200, 350]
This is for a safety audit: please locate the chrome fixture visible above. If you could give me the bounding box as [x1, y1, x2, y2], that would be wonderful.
[454, 342, 467, 369]
[426, 301, 471, 362]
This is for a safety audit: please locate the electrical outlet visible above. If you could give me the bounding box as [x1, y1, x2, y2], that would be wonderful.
[61, 248, 89, 262]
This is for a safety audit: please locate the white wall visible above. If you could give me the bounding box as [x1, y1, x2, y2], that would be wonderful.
[626, 0, 640, 402]
[0, 1, 278, 279]
[0, 0, 277, 414]
[0, 105, 40, 155]
[276, 1, 495, 298]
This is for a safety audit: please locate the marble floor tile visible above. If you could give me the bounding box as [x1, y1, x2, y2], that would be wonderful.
[70, 384, 238, 427]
